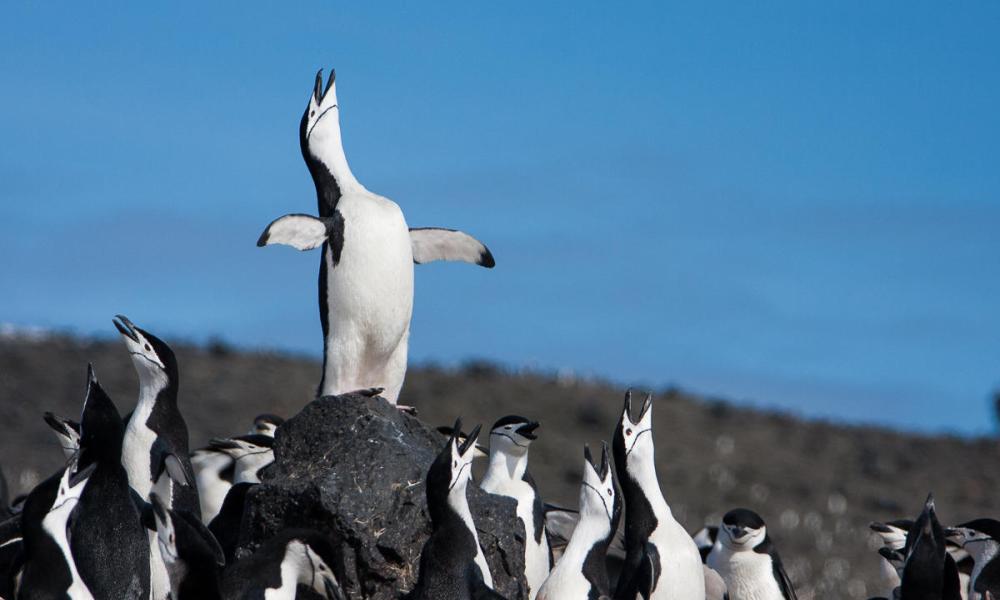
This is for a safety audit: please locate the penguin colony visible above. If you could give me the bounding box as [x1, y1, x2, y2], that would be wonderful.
[0, 68, 981, 600]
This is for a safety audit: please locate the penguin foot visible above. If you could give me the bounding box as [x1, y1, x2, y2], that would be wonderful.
[349, 387, 385, 398]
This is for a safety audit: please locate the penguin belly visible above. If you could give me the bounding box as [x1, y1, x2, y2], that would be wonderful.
[647, 521, 705, 600]
[320, 193, 414, 403]
[193, 452, 233, 523]
[708, 551, 784, 600]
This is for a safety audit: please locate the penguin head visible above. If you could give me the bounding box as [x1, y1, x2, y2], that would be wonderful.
[208, 434, 274, 459]
[43, 411, 80, 459]
[113, 315, 178, 389]
[580, 442, 619, 530]
[946, 518, 1000, 549]
[426, 419, 482, 523]
[286, 531, 346, 600]
[869, 519, 912, 551]
[489, 415, 539, 458]
[49, 453, 95, 520]
[251, 413, 284, 437]
[300, 69, 341, 164]
[78, 364, 125, 466]
[719, 508, 768, 551]
[613, 389, 654, 465]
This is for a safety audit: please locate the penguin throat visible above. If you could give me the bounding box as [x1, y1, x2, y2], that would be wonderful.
[306, 126, 362, 217]
[137, 372, 176, 409]
[488, 448, 528, 481]
[625, 457, 670, 517]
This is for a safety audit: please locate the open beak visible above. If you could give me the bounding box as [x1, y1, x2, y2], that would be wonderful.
[208, 438, 242, 452]
[323, 578, 345, 600]
[113, 315, 140, 343]
[869, 522, 893, 534]
[515, 421, 540, 440]
[459, 424, 482, 456]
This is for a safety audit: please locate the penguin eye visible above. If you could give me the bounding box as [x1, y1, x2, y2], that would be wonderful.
[144, 343, 151, 351]
[310, 110, 315, 117]
[606, 488, 612, 496]
[625, 428, 632, 436]
[453, 460, 457, 468]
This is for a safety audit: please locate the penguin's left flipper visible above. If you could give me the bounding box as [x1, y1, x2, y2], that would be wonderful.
[257, 213, 340, 251]
[409, 228, 495, 267]
[469, 577, 507, 600]
[152, 438, 195, 487]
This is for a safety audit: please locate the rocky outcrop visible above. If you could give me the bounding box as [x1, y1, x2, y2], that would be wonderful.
[236, 393, 527, 599]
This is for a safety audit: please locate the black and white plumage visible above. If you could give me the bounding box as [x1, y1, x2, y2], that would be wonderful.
[898, 495, 962, 600]
[947, 518, 1000, 600]
[149, 492, 225, 599]
[257, 69, 495, 405]
[207, 434, 274, 485]
[870, 519, 912, 598]
[114, 315, 198, 599]
[706, 509, 796, 600]
[480, 415, 549, 600]
[220, 528, 347, 600]
[408, 420, 502, 600]
[43, 412, 81, 460]
[536, 443, 620, 600]
[70, 366, 150, 600]
[612, 391, 704, 600]
[18, 456, 96, 600]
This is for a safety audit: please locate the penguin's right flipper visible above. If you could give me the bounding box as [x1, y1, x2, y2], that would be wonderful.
[152, 438, 194, 487]
[257, 213, 338, 251]
[409, 228, 495, 267]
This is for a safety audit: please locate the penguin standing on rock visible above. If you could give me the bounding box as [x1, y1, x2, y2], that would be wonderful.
[612, 391, 704, 600]
[480, 415, 549, 600]
[536, 443, 620, 600]
[706, 509, 796, 600]
[70, 366, 151, 600]
[408, 420, 503, 600]
[257, 69, 495, 405]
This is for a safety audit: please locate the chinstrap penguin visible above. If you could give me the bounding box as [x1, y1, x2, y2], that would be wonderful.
[407, 420, 503, 600]
[70, 366, 151, 600]
[257, 69, 495, 405]
[897, 495, 961, 600]
[706, 509, 796, 600]
[207, 434, 274, 484]
[947, 519, 1000, 600]
[612, 390, 704, 600]
[536, 443, 620, 600]
[480, 415, 550, 600]
[42, 413, 81, 461]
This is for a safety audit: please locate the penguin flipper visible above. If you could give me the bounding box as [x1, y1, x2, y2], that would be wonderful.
[469, 578, 507, 600]
[257, 213, 336, 250]
[152, 438, 195, 487]
[409, 228, 495, 267]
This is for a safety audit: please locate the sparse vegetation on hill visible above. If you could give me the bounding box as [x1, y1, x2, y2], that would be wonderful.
[1, 333, 996, 599]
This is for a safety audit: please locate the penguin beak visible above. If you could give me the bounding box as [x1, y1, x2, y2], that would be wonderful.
[113, 315, 140, 343]
[869, 522, 892, 534]
[323, 578, 345, 600]
[515, 422, 539, 440]
[208, 438, 242, 453]
[458, 425, 482, 457]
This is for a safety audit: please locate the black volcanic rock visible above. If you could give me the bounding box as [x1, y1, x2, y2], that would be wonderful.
[236, 393, 527, 600]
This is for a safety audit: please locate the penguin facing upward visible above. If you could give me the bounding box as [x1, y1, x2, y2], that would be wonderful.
[536, 443, 620, 600]
[43, 413, 81, 460]
[19, 457, 97, 600]
[207, 434, 275, 484]
[257, 69, 495, 405]
[408, 420, 503, 600]
[706, 509, 796, 600]
[220, 528, 347, 600]
[612, 391, 704, 600]
[480, 415, 549, 600]
[70, 366, 151, 600]
[901, 495, 961, 600]
[114, 315, 198, 516]
[946, 519, 1000, 600]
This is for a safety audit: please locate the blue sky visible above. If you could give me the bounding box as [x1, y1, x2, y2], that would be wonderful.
[2, 2, 997, 433]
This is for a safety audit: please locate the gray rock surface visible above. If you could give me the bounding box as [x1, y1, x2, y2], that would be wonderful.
[237, 393, 527, 600]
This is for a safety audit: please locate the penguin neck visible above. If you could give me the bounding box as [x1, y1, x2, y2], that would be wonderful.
[487, 448, 529, 482]
[42, 505, 93, 599]
[137, 371, 177, 411]
[559, 511, 611, 571]
[307, 123, 364, 216]
[625, 453, 671, 518]
[233, 452, 272, 484]
[271, 541, 310, 599]
[968, 540, 999, 581]
[445, 483, 480, 541]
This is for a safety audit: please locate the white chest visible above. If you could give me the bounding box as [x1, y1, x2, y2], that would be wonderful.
[709, 549, 784, 600]
[646, 519, 705, 599]
[482, 478, 548, 598]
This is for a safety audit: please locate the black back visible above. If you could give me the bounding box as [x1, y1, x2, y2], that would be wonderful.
[221, 529, 345, 599]
[0, 514, 23, 600]
[900, 497, 949, 600]
[752, 535, 797, 600]
[165, 506, 224, 600]
[72, 370, 151, 599]
[17, 470, 72, 599]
